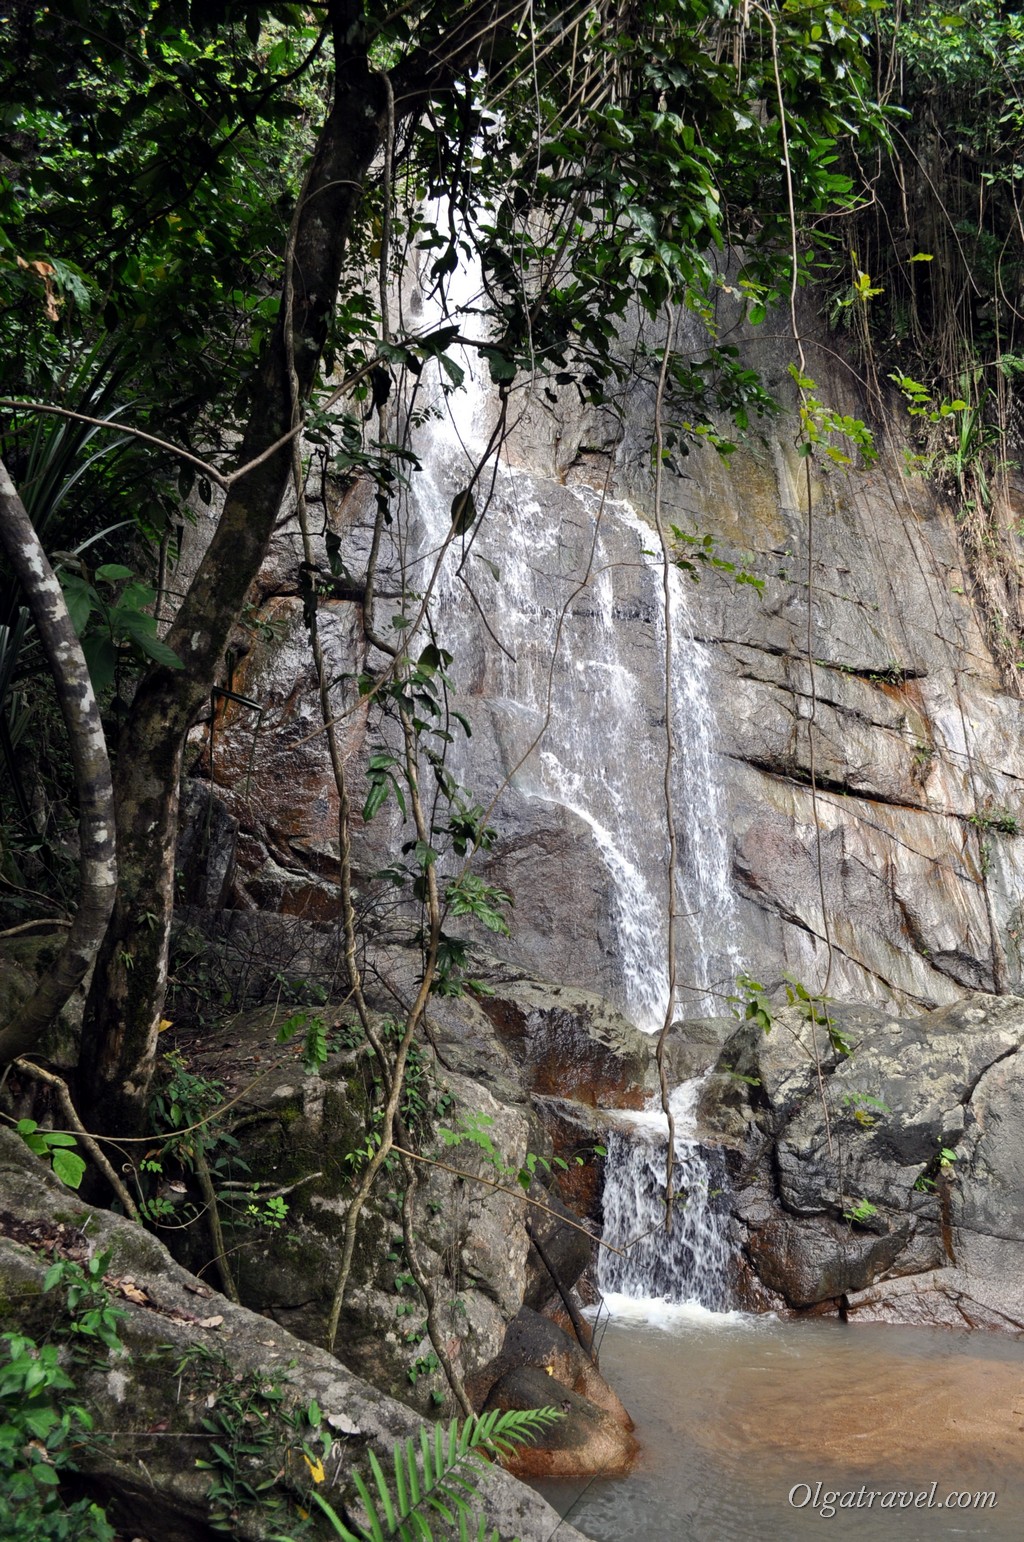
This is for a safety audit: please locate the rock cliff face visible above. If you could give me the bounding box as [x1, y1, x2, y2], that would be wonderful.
[185, 316, 1024, 1025]
[168, 310, 1024, 1336]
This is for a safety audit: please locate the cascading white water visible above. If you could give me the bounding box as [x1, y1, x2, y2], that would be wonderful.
[406, 311, 739, 1028]
[598, 1079, 733, 1311]
[403, 241, 741, 1307]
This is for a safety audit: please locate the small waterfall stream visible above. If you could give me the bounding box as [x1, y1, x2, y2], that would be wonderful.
[598, 1078, 733, 1312]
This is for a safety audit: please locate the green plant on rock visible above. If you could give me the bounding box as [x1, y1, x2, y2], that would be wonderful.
[0, 1331, 115, 1542]
[437, 1111, 578, 1193]
[43, 1252, 126, 1362]
[11, 1117, 86, 1189]
[842, 1196, 879, 1226]
[727, 973, 773, 1034]
[783, 973, 851, 1057]
[790, 365, 877, 467]
[178, 1348, 334, 1533]
[139, 1051, 236, 1217]
[913, 1142, 960, 1193]
[305, 1407, 562, 1542]
[670, 527, 765, 592]
[0, 1249, 125, 1540]
[194, 1365, 294, 1532]
[175, 1343, 559, 1542]
[968, 806, 1019, 836]
[276, 1006, 331, 1075]
[839, 1090, 891, 1129]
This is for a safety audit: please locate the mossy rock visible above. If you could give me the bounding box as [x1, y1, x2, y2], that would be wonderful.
[0, 933, 86, 1066]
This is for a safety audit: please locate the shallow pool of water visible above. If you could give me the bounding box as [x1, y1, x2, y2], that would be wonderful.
[533, 1298, 1024, 1540]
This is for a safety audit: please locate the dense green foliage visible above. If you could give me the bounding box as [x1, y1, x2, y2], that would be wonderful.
[834, 3, 1024, 680]
[848, 0, 1024, 388]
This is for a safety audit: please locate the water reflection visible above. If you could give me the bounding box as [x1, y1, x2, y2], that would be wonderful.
[532, 1311, 1024, 1540]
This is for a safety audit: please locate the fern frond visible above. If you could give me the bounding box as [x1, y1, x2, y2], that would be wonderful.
[369, 1449, 397, 1534]
[325, 1406, 561, 1542]
[350, 1468, 385, 1542]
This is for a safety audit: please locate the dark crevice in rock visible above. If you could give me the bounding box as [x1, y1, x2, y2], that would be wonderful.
[890, 895, 992, 991]
[961, 1043, 1021, 1108]
[817, 663, 927, 684]
[726, 752, 933, 813]
[730, 753, 1018, 868]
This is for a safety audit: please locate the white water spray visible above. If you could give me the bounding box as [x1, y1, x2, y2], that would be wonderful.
[598, 1078, 733, 1311]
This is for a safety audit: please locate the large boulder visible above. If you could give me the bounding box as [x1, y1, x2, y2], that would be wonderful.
[471, 1307, 633, 1433]
[702, 993, 1024, 1325]
[477, 976, 652, 1108]
[484, 1365, 638, 1479]
[0, 1126, 595, 1542]
[180, 1013, 534, 1412]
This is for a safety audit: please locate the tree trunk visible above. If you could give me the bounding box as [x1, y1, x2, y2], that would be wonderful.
[81, 2, 387, 1133]
[0, 458, 117, 1064]
[80, 0, 505, 1134]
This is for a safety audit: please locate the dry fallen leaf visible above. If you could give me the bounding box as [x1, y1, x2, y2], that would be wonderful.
[114, 1277, 151, 1306]
[198, 1314, 224, 1329]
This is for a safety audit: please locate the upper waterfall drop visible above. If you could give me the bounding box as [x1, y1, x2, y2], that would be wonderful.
[404, 249, 740, 1029]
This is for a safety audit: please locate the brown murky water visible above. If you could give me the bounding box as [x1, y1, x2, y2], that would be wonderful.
[532, 1300, 1024, 1540]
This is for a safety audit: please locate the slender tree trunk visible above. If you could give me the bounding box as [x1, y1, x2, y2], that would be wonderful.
[0, 458, 117, 1063]
[79, 0, 504, 1135]
[81, 3, 387, 1133]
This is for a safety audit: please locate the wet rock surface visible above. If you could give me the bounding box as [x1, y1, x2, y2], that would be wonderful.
[697, 994, 1024, 1326]
[483, 1364, 639, 1479]
[155, 980, 647, 1474]
[175, 339, 1024, 1021]
[476, 977, 651, 1108]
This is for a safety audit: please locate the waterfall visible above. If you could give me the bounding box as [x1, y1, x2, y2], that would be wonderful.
[403, 241, 741, 1311]
[405, 245, 738, 1028]
[598, 1079, 733, 1311]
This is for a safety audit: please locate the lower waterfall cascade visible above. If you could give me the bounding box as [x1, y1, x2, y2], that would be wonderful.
[597, 1078, 733, 1313]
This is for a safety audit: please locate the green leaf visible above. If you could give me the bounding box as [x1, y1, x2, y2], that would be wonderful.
[368, 1448, 396, 1533]
[439, 355, 465, 388]
[450, 489, 476, 534]
[351, 1468, 386, 1542]
[481, 349, 516, 383]
[61, 575, 94, 635]
[310, 1490, 364, 1540]
[51, 1148, 87, 1189]
[81, 633, 117, 693]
